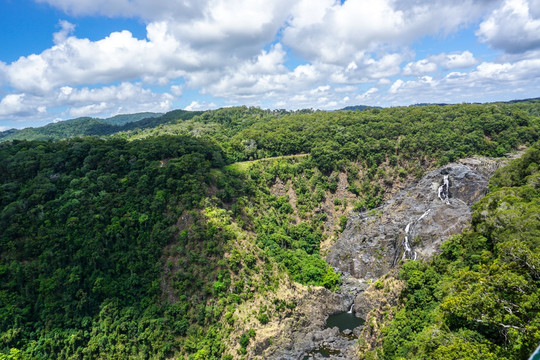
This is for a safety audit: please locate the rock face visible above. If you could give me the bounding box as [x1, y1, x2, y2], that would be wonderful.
[326, 159, 501, 281]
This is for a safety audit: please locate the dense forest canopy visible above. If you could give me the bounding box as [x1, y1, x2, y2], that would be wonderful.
[0, 100, 539, 359]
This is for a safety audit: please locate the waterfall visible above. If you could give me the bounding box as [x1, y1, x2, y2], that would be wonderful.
[348, 302, 354, 313]
[402, 209, 431, 261]
[438, 175, 450, 204]
[402, 222, 415, 260]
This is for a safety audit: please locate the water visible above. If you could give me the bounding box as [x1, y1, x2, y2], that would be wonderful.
[303, 347, 341, 359]
[302, 309, 365, 359]
[325, 311, 365, 332]
[402, 209, 431, 261]
[438, 175, 450, 204]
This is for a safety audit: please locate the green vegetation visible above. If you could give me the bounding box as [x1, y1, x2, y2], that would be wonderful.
[0, 100, 539, 358]
[369, 143, 540, 360]
[0, 136, 228, 358]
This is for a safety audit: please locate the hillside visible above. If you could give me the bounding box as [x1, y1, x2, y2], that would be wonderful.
[0, 110, 202, 142]
[0, 101, 539, 359]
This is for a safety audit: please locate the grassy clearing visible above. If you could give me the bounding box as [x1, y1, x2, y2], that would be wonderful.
[225, 154, 310, 172]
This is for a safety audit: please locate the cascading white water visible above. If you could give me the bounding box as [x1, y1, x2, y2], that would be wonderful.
[438, 175, 450, 204]
[348, 303, 354, 313]
[402, 209, 431, 261]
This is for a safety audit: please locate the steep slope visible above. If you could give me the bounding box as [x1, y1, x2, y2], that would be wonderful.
[328, 156, 505, 281]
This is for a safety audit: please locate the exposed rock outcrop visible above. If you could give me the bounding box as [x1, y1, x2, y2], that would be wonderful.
[326, 157, 505, 281]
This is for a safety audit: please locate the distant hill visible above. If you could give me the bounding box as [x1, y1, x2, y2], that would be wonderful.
[100, 112, 162, 126]
[340, 105, 382, 111]
[411, 103, 450, 107]
[505, 97, 540, 103]
[0, 110, 202, 142]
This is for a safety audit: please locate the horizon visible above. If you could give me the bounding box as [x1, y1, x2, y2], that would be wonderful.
[2, 96, 540, 131]
[1, 0, 540, 130]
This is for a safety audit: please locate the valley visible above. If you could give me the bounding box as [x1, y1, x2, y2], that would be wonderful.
[0, 101, 539, 359]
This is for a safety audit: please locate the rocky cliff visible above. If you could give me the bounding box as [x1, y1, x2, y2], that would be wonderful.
[327, 156, 504, 283]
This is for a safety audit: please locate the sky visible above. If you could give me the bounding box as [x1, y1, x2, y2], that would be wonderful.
[1, 0, 540, 129]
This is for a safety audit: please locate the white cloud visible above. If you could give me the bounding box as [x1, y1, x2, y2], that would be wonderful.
[36, 0, 211, 20]
[477, 0, 540, 53]
[389, 79, 404, 94]
[0, 83, 174, 122]
[310, 85, 330, 94]
[3, 22, 192, 94]
[403, 59, 438, 76]
[283, 0, 492, 64]
[0, 94, 29, 116]
[61, 83, 174, 117]
[403, 51, 478, 76]
[191, 44, 321, 99]
[69, 102, 109, 117]
[53, 20, 75, 45]
[356, 87, 379, 101]
[184, 100, 217, 111]
[387, 57, 540, 104]
[437, 51, 478, 69]
[335, 85, 358, 93]
[170, 85, 183, 97]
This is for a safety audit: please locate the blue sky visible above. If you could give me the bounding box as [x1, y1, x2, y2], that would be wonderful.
[1, 0, 540, 129]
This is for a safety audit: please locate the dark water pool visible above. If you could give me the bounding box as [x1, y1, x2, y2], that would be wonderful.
[325, 311, 365, 332]
[302, 346, 341, 359]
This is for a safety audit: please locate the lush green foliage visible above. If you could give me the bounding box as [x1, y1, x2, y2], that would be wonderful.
[377, 143, 540, 360]
[0, 136, 226, 358]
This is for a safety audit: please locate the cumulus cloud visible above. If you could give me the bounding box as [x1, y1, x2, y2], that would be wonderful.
[387, 57, 540, 104]
[0, 83, 174, 122]
[170, 85, 183, 97]
[0, 94, 30, 116]
[403, 59, 438, 76]
[53, 20, 76, 45]
[403, 51, 478, 76]
[283, 0, 492, 64]
[3, 22, 192, 94]
[477, 0, 540, 53]
[356, 87, 379, 101]
[184, 101, 218, 111]
[435, 51, 478, 69]
[63, 83, 174, 117]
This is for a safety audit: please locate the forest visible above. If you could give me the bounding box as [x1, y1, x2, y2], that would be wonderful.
[0, 100, 539, 359]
